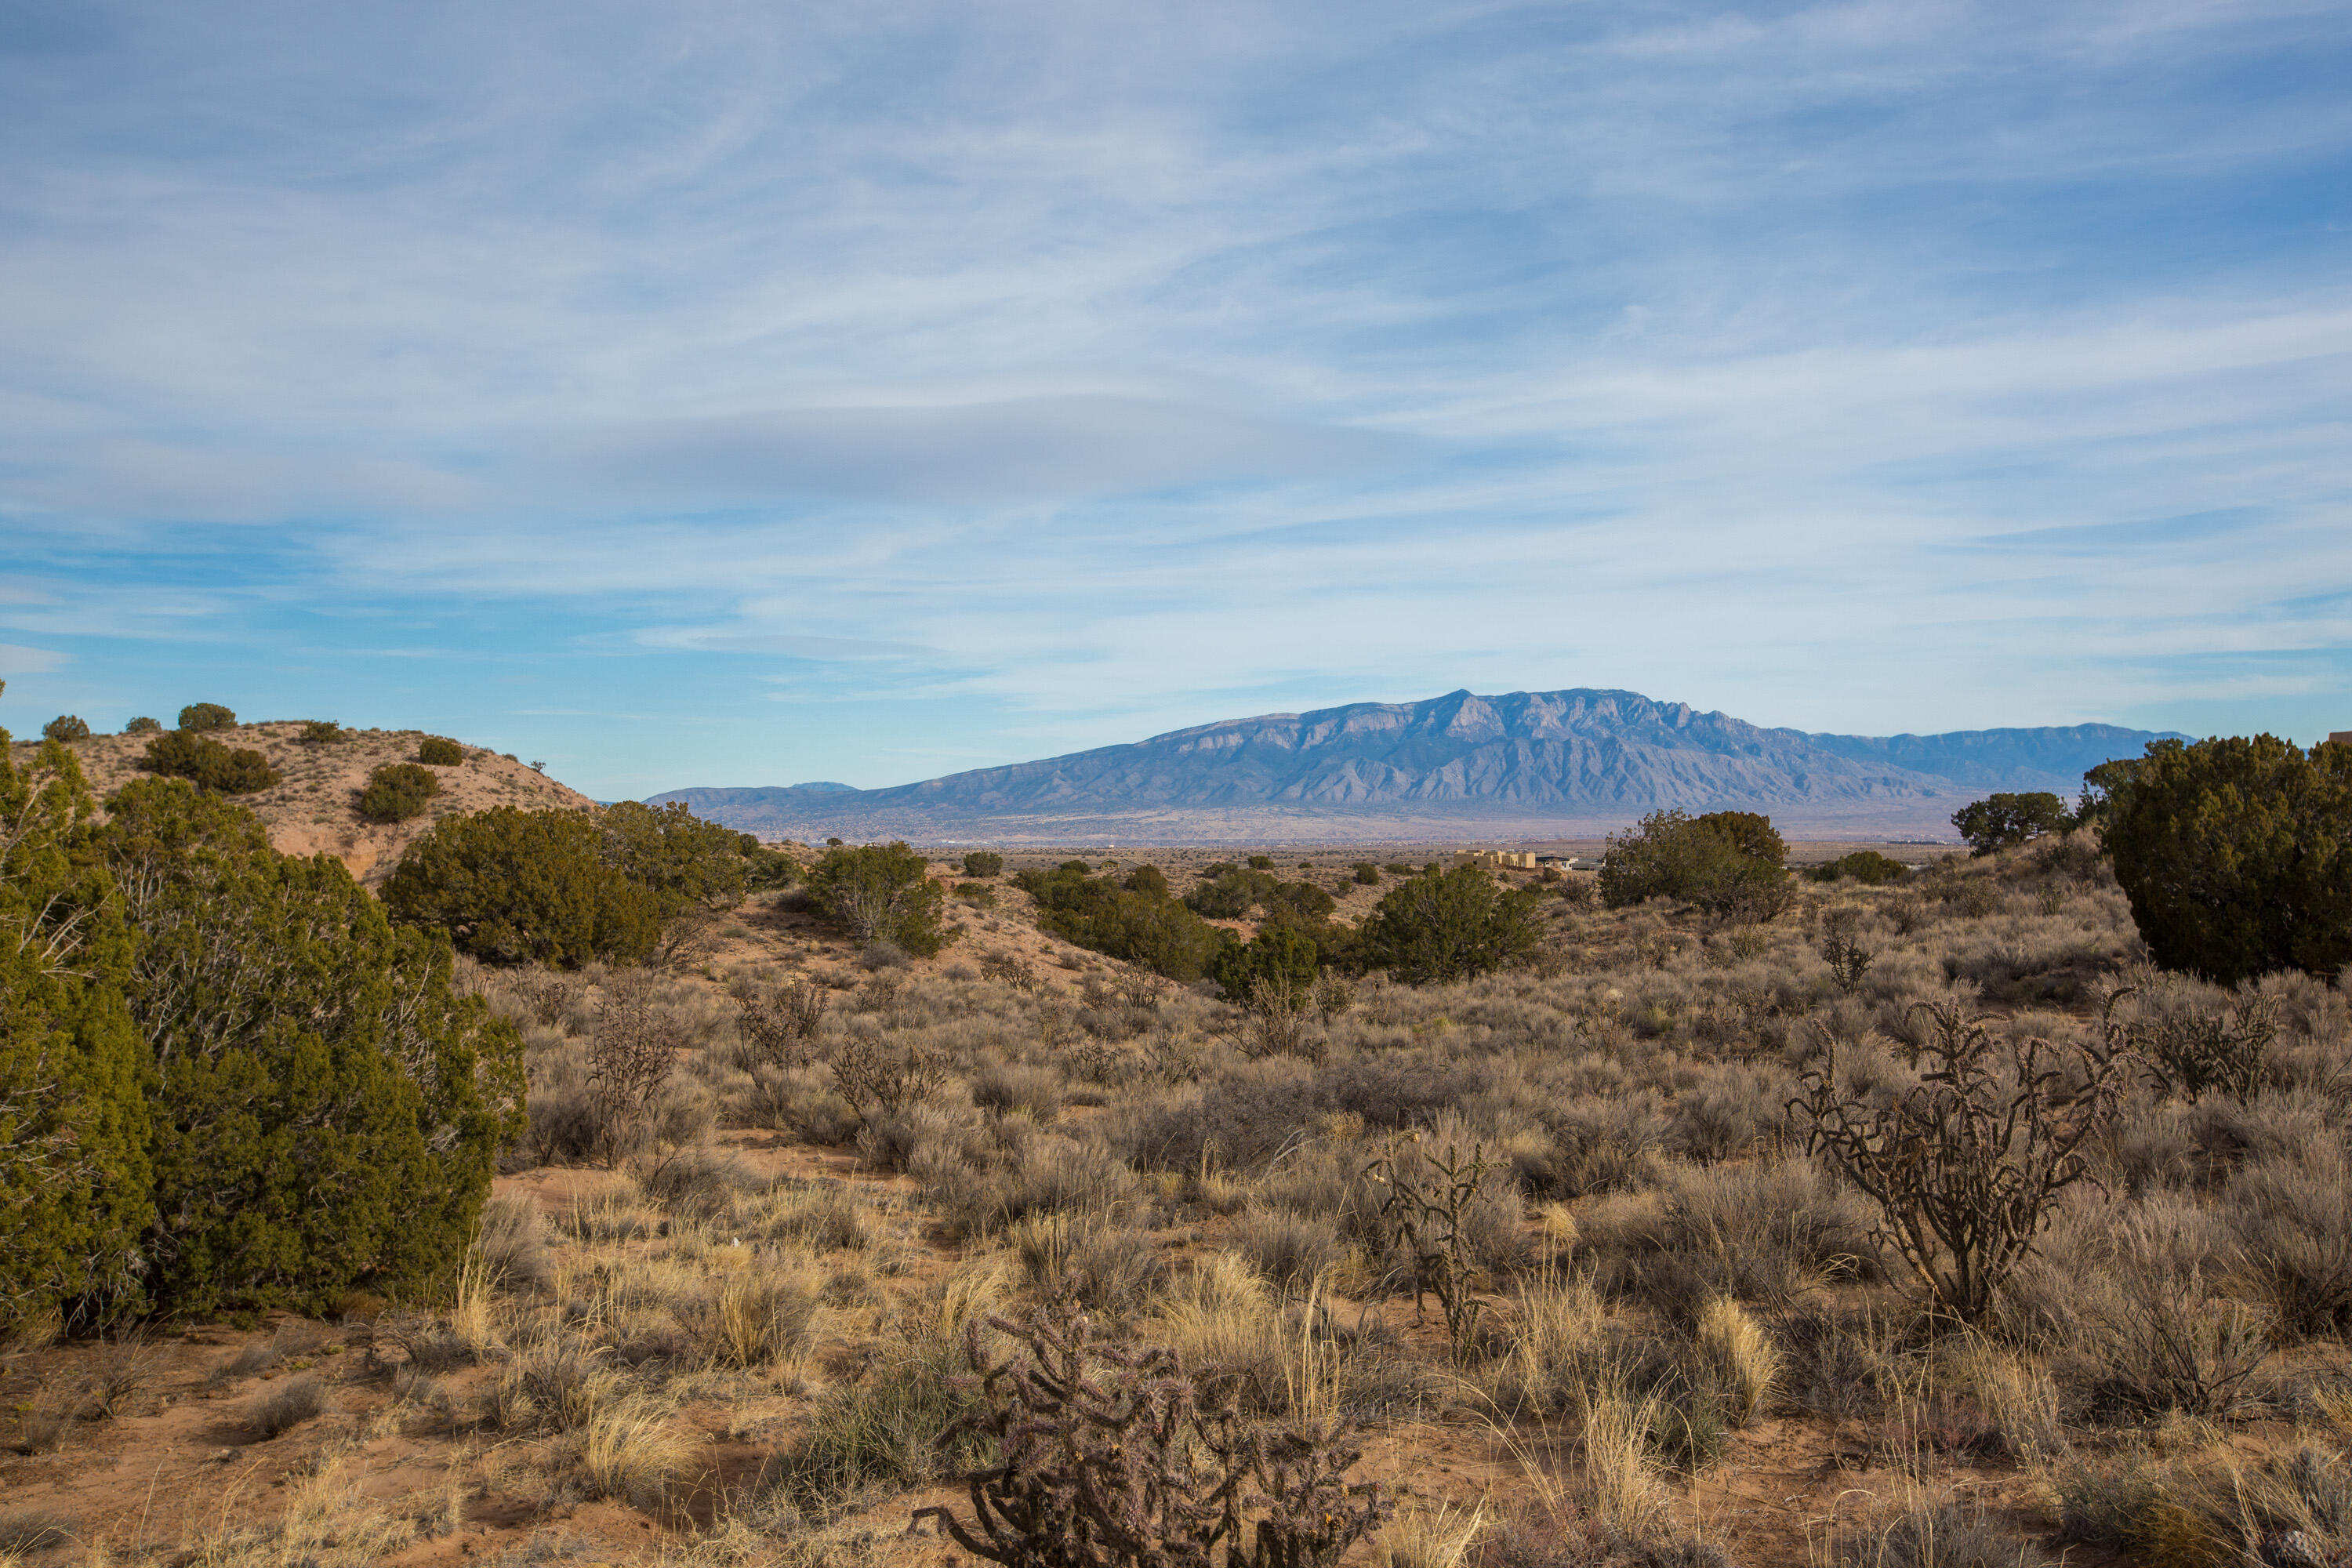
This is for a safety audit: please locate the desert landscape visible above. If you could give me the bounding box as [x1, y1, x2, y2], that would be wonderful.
[6, 8, 2345, 1566]
[7, 724, 2350, 1568]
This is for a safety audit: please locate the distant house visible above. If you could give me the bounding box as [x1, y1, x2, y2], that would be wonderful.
[2332, 731, 2352, 747]
[1456, 849, 1538, 869]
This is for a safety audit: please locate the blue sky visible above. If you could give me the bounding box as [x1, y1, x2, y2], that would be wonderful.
[2, 0, 2347, 799]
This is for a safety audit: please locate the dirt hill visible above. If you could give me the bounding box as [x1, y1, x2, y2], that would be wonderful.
[9, 721, 596, 886]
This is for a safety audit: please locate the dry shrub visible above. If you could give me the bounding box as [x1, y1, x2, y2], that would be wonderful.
[1600, 1158, 1873, 1320]
[1118, 1052, 1486, 1174]
[1819, 1495, 2051, 1568]
[737, 981, 826, 1069]
[2089, 1202, 2271, 1419]
[211, 1338, 284, 1385]
[2228, 1144, 2352, 1341]
[911, 1289, 1393, 1568]
[637, 1143, 757, 1222]
[81, 1329, 162, 1418]
[1773, 1305, 1908, 1423]
[829, 1028, 948, 1120]
[588, 992, 688, 1166]
[474, 1192, 551, 1293]
[2059, 1443, 2352, 1568]
[924, 1137, 1141, 1241]
[2124, 982, 2279, 1105]
[1662, 1067, 1772, 1165]
[743, 1181, 870, 1250]
[247, 1373, 331, 1439]
[1237, 1208, 1352, 1299]
[971, 1061, 1067, 1122]
[1523, 1098, 1668, 1200]
[1936, 1340, 2063, 1463]
[1009, 1212, 1166, 1314]
[495, 1336, 617, 1432]
[765, 1334, 986, 1518]
[739, 1064, 861, 1145]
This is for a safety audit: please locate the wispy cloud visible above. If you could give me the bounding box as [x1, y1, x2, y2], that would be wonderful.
[0, 0, 2347, 793]
[0, 644, 68, 677]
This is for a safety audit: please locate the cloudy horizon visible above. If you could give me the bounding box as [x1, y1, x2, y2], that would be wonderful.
[4, 0, 2347, 798]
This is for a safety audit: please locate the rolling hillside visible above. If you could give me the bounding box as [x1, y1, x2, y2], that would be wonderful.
[9, 720, 595, 884]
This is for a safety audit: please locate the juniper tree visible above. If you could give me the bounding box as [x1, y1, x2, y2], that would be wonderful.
[0, 736, 152, 1334]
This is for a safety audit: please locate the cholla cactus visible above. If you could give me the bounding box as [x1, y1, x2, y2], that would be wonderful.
[914, 1290, 1390, 1568]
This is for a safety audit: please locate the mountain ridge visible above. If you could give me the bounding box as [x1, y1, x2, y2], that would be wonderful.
[652, 688, 2182, 842]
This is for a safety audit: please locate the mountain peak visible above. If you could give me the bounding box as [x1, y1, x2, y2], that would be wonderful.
[650, 688, 2180, 842]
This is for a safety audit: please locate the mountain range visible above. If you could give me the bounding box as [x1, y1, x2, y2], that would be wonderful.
[651, 688, 2180, 843]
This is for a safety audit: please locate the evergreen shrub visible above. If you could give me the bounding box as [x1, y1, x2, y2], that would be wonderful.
[103, 780, 522, 1315]
[0, 736, 153, 1336]
[1361, 864, 1541, 985]
[42, 715, 91, 742]
[124, 717, 162, 735]
[1015, 860, 1226, 979]
[599, 800, 747, 916]
[417, 736, 464, 765]
[1210, 924, 1320, 1002]
[360, 761, 440, 822]
[1951, 793, 2071, 856]
[176, 703, 235, 732]
[808, 841, 951, 957]
[1599, 809, 1791, 919]
[962, 851, 1004, 878]
[1808, 850, 1910, 886]
[383, 807, 662, 967]
[139, 731, 281, 795]
[2104, 735, 2352, 984]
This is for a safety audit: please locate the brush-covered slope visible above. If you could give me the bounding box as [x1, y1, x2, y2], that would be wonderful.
[9, 721, 594, 884]
[655, 688, 2178, 840]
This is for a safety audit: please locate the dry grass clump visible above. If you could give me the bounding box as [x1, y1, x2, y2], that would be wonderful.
[1476, 1269, 1610, 1420]
[245, 1373, 331, 1439]
[0, 1511, 75, 1557]
[1381, 1499, 1489, 1568]
[918, 1131, 1145, 1241]
[692, 1254, 826, 1369]
[1007, 1211, 1166, 1313]
[738, 1179, 872, 1250]
[473, 1191, 553, 1291]
[570, 1396, 695, 1510]
[763, 1334, 985, 1519]
[2227, 1143, 2352, 1341]
[491, 1337, 617, 1432]
[1817, 1494, 2051, 1567]
[2056, 1442, 2352, 1567]
[1693, 1296, 1779, 1424]
[1236, 1206, 1355, 1298]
